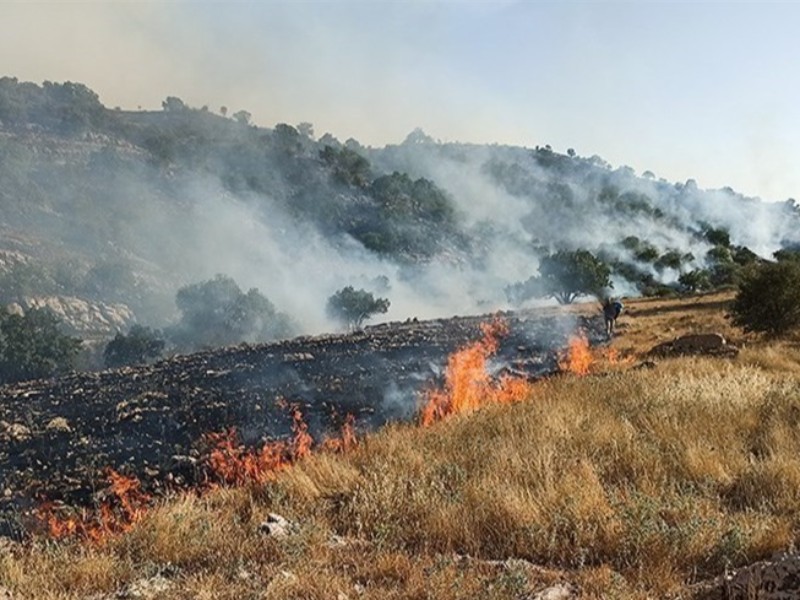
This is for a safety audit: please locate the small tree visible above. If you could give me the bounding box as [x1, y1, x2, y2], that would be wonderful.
[169, 275, 295, 350]
[233, 110, 251, 125]
[161, 96, 187, 112]
[731, 261, 800, 336]
[103, 325, 165, 368]
[327, 286, 390, 330]
[678, 269, 712, 293]
[536, 250, 611, 304]
[0, 308, 82, 384]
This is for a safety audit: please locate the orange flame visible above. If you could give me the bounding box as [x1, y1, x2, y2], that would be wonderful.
[39, 404, 360, 542]
[37, 469, 151, 544]
[320, 414, 358, 453]
[558, 334, 593, 376]
[205, 407, 355, 486]
[602, 347, 635, 366]
[419, 319, 531, 426]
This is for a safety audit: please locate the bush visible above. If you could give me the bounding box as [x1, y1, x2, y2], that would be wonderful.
[168, 275, 295, 350]
[731, 261, 800, 336]
[327, 286, 390, 330]
[104, 325, 165, 368]
[678, 269, 712, 293]
[0, 307, 82, 384]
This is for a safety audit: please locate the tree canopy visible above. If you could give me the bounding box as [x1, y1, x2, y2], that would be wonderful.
[103, 324, 165, 368]
[168, 275, 295, 350]
[326, 286, 390, 330]
[0, 308, 82, 384]
[731, 261, 800, 336]
[506, 249, 612, 305]
[528, 250, 612, 304]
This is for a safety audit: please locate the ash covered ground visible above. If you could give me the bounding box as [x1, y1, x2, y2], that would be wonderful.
[0, 310, 604, 536]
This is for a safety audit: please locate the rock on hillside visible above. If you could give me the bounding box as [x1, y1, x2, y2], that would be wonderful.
[8, 296, 135, 339]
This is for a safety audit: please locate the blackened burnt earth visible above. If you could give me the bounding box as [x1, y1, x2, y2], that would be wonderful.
[0, 310, 604, 535]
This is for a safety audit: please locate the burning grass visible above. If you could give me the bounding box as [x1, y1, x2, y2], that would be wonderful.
[8, 354, 800, 598]
[36, 469, 151, 544]
[35, 405, 358, 546]
[418, 319, 532, 426]
[6, 294, 800, 598]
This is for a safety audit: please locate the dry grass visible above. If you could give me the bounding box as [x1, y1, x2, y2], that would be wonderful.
[3, 292, 800, 598]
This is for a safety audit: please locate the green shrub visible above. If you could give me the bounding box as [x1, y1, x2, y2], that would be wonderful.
[103, 324, 165, 368]
[0, 307, 82, 384]
[327, 286, 390, 330]
[731, 261, 800, 336]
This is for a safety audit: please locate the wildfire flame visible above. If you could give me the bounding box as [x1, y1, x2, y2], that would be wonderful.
[558, 334, 593, 376]
[205, 407, 314, 486]
[38, 320, 629, 543]
[602, 347, 636, 366]
[204, 406, 360, 486]
[320, 414, 358, 454]
[38, 468, 151, 544]
[419, 319, 531, 426]
[39, 406, 357, 542]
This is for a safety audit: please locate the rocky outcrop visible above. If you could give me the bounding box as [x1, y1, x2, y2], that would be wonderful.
[11, 296, 136, 339]
[0, 250, 30, 271]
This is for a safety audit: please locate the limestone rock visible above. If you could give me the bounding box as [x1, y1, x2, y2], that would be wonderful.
[1, 422, 31, 442]
[119, 575, 172, 599]
[531, 583, 579, 600]
[45, 417, 71, 433]
[259, 513, 298, 538]
[18, 295, 136, 338]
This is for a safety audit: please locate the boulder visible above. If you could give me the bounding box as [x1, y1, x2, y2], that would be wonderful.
[18, 295, 136, 338]
[532, 583, 579, 600]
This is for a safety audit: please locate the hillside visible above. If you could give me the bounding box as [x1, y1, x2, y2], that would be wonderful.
[2, 77, 799, 347]
[2, 292, 800, 599]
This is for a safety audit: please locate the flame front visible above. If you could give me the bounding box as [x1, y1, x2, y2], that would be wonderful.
[558, 334, 593, 376]
[206, 407, 316, 486]
[419, 319, 531, 426]
[38, 469, 151, 544]
[204, 406, 361, 487]
[39, 407, 357, 542]
[37, 322, 614, 543]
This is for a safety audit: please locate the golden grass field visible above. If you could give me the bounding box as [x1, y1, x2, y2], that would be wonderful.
[3, 291, 800, 599]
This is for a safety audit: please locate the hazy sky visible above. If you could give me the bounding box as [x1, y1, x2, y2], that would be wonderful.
[3, 1, 799, 202]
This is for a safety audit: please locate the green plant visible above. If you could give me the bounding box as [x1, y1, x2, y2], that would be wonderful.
[326, 286, 390, 330]
[103, 325, 166, 368]
[731, 261, 800, 335]
[0, 307, 82, 384]
[511, 249, 611, 305]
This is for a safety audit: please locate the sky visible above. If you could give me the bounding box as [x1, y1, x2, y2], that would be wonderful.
[2, 0, 800, 203]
